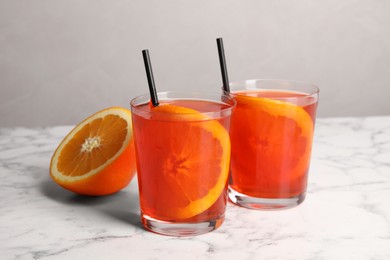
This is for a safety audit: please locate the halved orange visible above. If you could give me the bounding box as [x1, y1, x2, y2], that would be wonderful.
[134, 104, 230, 220]
[230, 95, 314, 197]
[50, 107, 137, 196]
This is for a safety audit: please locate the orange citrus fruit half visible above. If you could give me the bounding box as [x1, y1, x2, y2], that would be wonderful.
[136, 104, 230, 220]
[230, 95, 314, 196]
[50, 107, 137, 196]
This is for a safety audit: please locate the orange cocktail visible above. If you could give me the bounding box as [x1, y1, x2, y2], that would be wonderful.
[228, 79, 319, 209]
[131, 92, 235, 236]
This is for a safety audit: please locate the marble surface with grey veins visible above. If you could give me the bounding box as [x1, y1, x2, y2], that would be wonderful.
[1, 116, 390, 259]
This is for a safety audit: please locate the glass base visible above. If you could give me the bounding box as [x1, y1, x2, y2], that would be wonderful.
[141, 214, 225, 237]
[228, 187, 306, 210]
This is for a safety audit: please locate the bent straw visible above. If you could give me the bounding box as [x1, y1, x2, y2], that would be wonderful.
[216, 38, 230, 93]
[142, 49, 159, 107]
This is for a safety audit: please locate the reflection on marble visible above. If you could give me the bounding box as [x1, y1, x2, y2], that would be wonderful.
[1, 117, 390, 259]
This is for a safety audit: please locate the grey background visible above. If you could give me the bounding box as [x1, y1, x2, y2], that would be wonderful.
[1, 0, 390, 127]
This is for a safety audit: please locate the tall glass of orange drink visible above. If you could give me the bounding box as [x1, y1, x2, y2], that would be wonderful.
[131, 91, 235, 236]
[228, 79, 319, 210]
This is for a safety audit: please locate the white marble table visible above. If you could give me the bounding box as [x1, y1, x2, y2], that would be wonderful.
[1, 117, 390, 259]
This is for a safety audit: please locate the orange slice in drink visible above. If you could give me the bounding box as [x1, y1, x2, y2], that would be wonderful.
[136, 104, 230, 220]
[230, 95, 314, 196]
[50, 107, 137, 196]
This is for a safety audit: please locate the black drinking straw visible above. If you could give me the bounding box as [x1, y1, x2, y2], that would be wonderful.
[142, 49, 159, 107]
[216, 38, 230, 93]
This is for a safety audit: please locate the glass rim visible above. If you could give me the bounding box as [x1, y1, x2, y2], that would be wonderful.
[130, 91, 236, 117]
[228, 79, 320, 96]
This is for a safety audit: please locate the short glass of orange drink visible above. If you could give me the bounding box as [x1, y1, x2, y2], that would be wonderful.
[228, 79, 319, 210]
[130, 91, 235, 236]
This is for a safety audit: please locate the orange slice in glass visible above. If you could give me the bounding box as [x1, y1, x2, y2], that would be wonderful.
[50, 107, 137, 196]
[230, 95, 314, 196]
[137, 104, 230, 220]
